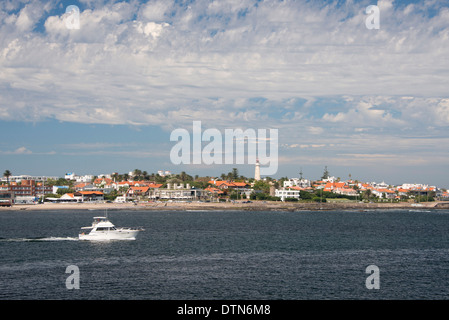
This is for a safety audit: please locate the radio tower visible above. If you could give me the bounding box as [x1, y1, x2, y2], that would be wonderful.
[254, 158, 261, 181]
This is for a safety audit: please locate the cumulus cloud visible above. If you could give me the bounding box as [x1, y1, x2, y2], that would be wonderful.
[0, 0, 448, 143]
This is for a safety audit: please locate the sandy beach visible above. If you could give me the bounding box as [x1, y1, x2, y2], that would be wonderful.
[1, 200, 448, 212]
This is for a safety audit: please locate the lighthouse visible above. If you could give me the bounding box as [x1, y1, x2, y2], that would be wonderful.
[254, 159, 261, 181]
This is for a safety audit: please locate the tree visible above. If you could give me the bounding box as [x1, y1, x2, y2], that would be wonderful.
[57, 187, 75, 195]
[253, 180, 270, 193]
[362, 189, 372, 201]
[3, 170, 12, 184]
[179, 171, 192, 182]
[231, 168, 239, 180]
[321, 166, 330, 180]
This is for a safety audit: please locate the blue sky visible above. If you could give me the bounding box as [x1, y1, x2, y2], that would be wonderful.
[1, 0, 449, 187]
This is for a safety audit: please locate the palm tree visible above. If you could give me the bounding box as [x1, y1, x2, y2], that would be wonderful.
[3, 170, 12, 184]
[363, 189, 372, 201]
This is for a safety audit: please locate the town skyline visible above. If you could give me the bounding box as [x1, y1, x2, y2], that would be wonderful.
[2, 165, 447, 191]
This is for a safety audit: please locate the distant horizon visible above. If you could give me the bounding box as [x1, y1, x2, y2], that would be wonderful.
[2, 166, 447, 189]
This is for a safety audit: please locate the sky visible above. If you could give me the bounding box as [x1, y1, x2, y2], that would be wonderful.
[1, 0, 449, 187]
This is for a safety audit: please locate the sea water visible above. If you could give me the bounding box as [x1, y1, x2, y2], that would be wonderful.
[1, 209, 449, 300]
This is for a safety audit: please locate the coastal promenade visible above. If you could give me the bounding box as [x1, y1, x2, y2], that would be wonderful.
[1, 201, 448, 211]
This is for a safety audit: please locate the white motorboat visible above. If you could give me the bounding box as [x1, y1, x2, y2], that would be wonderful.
[79, 216, 143, 241]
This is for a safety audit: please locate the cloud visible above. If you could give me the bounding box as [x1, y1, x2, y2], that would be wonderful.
[2, 146, 32, 155]
[0, 0, 449, 157]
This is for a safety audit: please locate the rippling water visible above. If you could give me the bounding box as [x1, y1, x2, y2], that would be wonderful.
[1, 209, 449, 299]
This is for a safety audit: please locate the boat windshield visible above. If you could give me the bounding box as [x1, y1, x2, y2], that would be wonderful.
[95, 227, 117, 231]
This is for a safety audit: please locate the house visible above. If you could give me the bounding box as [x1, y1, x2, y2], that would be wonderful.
[205, 186, 224, 195]
[337, 187, 358, 196]
[321, 182, 358, 196]
[372, 188, 396, 199]
[59, 193, 80, 202]
[208, 180, 249, 190]
[74, 191, 104, 202]
[275, 188, 300, 201]
[438, 192, 449, 201]
[74, 182, 89, 191]
[114, 196, 128, 203]
[127, 186, 150, 198]
[93, 177, 113, 186]
[396, 188, 410, 197]
[150, 187, 207, 200]
[323, 182, 346, 192]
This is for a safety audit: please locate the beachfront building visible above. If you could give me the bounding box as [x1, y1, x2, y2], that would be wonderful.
[74, 191, 104, 202]
[1, 180, 52, 198]
[8, 180, 35, 196]
[275, 188, 300, 201]
[371, 188, 396, 199]
[208, 180, 253, 198]
[0, 191, 14, 206]
[127, 186, 150, 198]
[149, 184, 207, 201]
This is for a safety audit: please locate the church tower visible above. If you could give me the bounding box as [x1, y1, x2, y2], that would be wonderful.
[254, 159, 261, 181]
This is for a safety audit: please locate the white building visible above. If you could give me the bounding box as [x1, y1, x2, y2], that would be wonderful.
[275, 188, 300, 201]
[157, 170, 172, 177]
[65, 172, 94, 183]
[65, 172, 76, 180]
[114, 196, 128, 203]
[53, 185, 69, 194]
[400, 183, 430, 190]
[76, 175, 94, 183]
[1, 175, 58, 183]
[283, 178, 311, 188]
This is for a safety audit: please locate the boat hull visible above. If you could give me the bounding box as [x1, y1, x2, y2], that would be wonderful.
[79, 229, 140, 241]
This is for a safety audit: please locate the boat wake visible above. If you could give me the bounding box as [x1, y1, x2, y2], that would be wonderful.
[0, 237, 79, 242]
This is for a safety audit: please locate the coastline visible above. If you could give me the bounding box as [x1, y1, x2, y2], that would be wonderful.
[1, 201, 449, 212]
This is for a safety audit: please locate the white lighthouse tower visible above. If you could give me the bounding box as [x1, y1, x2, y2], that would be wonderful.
[254, 159, 261, 181]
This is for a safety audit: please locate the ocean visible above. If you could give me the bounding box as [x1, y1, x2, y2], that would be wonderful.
[1, 208, 449, 300]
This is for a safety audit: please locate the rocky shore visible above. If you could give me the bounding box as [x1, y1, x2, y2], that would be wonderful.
[2, 200, 448, 211]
